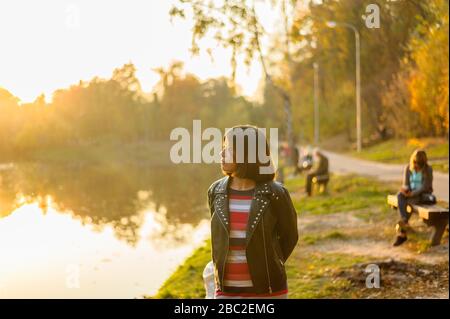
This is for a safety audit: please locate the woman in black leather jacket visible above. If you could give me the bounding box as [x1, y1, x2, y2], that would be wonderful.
[208, 125, 298, 299]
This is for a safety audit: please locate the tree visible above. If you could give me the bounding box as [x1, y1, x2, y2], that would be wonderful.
[408, 0, 449, 136]
[0, 88, 21, 157]
[170, 0, 299, 162]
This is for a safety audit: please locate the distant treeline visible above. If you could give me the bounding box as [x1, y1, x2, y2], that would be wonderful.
[0, 62, 268, 160]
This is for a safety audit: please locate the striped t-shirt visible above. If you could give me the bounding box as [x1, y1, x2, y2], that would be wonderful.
[217, 187, 288, 299]
[223, 188, 254, 289]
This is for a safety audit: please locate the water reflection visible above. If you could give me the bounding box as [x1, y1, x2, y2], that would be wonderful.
[0, 162, 221, 298]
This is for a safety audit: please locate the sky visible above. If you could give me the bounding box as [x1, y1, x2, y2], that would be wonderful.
[0, 0, 277, 103]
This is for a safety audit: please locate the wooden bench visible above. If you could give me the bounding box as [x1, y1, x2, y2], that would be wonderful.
[312, 174, 329, 194]
[387, 194, 449, 246]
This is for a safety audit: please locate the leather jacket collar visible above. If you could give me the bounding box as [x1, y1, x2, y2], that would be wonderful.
[212, 176, 279, 246]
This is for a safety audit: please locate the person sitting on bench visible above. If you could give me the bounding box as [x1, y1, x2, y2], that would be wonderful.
[393, 149, 434, 246]
[305, 148, 329, 197]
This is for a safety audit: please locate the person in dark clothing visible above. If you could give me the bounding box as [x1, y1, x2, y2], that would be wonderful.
[305, 148, 329, 196]
[393, 149, 434, 246]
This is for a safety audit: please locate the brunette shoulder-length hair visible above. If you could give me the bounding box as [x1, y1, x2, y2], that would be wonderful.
[409, 149, 428, 172]
[224, 125, 275, 183]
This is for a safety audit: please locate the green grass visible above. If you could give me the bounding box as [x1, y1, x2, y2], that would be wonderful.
[302, 231, 348, 245]
[151, 241, 212, 299]
[285, 252, 369, 298]
[350, 138, 449, 172]
[287, 173, 397, 216]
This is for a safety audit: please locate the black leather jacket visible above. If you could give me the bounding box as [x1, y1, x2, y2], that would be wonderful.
[207, 176, 298, 294]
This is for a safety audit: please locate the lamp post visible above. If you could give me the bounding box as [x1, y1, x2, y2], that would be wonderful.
[313, 62, 319, 145]
[326, 21, 362, 152]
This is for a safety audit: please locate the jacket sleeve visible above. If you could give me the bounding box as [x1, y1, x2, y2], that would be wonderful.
[207, 181, 217, 217]
[275, 186, 299, 262]
[402, 165, 410, 190]
[410, 166, 433, 197]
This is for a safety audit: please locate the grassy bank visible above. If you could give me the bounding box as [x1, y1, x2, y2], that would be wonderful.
[150, 173, 449, 299]
[153, 240, 371, 299]
[349, 138, 449, 172]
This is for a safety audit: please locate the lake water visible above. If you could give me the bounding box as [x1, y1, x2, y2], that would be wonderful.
[0, 162, 220, 298]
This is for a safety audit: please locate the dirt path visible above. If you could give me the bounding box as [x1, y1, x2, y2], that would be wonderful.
[298, 211, 449, 265]
[297, 209, 448, 298]
[322, 150, 449, 202]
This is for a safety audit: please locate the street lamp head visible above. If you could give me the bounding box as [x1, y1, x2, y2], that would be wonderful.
[326, 21, 337, 28]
